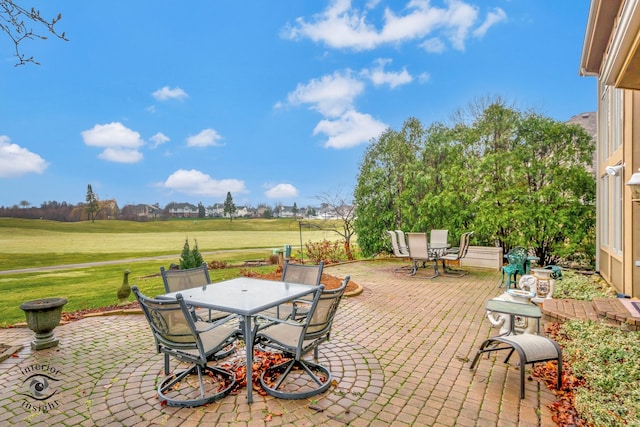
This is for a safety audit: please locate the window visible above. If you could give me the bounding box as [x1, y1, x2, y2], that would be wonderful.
[611, 88, 623, 152]
[599, 82, 609, 163]
[601, 175, 609, 247]
[611, 173, 623, 255]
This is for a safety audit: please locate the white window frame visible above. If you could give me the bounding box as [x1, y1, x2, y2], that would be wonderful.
[611, 88, 623, 152]
[611, 173, 623, 256]
[601, 175, 609, 248]
[599, 82, 609, 163]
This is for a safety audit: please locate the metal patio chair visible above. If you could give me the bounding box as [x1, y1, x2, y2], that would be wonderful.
[430, 229, 449, 247]
[395, 229, 410, 254]
[256, 276, 350, 399]
[440, 231, 474, 276]
[406, 232, 438, 278]
[387, 230, 412, 271]
[133, 286, 237, 407]
[160, 263, 231, 323]
[261, 260, 324, 320]
[500, 247, 528, 288]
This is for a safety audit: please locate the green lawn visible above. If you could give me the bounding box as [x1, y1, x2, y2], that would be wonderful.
[0, 217, 343, 327]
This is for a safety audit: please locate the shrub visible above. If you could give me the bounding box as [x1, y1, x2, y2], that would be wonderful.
[557, 320, 640, 426]
[179, 237, 204, 269]
[552, 270, 615, 301]
[304, 239, 345, 264]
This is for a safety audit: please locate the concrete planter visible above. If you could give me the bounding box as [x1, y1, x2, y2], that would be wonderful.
[19, 297, 68, 350]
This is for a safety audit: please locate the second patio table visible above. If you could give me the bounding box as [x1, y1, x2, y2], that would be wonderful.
[161, 276, 319, 404]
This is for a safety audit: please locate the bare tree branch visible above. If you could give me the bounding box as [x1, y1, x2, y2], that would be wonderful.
[1, 0, 68, 66]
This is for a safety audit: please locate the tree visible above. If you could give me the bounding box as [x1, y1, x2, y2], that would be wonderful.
[85, 184, 100, 223]
[19, 200, 30, 208]
[354, 117, 423, 256]
[292, 202, 299, 218]
[223, 192, 236, 222]
[317, 190, 357, 260]
[354, 100, 595, 268]
[1, 1, 68, 66]
[197, 202, 205, 218]
[179, 238, 204, 269]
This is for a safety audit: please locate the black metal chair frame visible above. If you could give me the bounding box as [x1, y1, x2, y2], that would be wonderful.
[256, 276, 350, 399]
[133, 286, 237, 407]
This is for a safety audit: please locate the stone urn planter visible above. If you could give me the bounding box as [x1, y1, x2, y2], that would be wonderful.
[19, 297, 68, 350]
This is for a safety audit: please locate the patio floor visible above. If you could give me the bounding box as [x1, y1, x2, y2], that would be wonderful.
[0, 260, 559, 426]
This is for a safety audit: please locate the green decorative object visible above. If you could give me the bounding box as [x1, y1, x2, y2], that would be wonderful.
[117, 269, 132, 305]
[19, 298, 68, 350]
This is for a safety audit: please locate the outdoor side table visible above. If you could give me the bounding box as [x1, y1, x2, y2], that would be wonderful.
[485, 299, 542, 335]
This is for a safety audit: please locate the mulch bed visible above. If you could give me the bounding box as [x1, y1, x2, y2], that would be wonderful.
[531, 322, 589, 426]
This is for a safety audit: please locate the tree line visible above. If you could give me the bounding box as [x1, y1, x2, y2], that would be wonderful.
[354, 98, 596, 267]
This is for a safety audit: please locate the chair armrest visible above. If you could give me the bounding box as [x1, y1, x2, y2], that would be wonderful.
[254, 314, 303, 328]
[194, 313, 238, 332]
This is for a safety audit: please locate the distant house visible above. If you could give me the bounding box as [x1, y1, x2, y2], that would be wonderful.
[121, 203, 162, 220]
[166, 202, 198, 218]
[580, 0, 640, 296]
[235, 206, 251, 218]
[207, 203, 225, 218]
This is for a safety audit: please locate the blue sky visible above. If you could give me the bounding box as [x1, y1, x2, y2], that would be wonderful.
[0, 0, 595, 210]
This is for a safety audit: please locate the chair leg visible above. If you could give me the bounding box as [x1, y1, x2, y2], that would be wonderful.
[260, 359, 332, 400]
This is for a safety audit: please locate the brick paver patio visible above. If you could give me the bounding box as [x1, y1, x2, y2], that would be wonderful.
[0, 260, 559, 426]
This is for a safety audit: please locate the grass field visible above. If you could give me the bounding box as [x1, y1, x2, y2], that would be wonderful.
[0, 217, 345, 327]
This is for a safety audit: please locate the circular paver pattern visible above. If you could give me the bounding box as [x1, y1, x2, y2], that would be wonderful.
[89, 335, 383, 426]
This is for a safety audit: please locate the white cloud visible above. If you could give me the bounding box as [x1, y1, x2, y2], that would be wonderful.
[473, 7, 506, 38]
[420, 37, 446, 53]
[287, 70, 364, 117]
[162, 169, 247, 197]
[149, 132, 170, 149]
[314, 109, 387, 149]
[442, 0, 478, 51]
[152, 86, 189, 101]
[81, 122, 144, 163]
[285, 66, 392, 149]
[98, 148, 144, 163]
[187, 128, 223, 147]
[283, 0, 496, 52]
[361, 58, 412, 88]
[417, 72, 431, 83]
[0, 135, 48, 178]
[265, 183, 299, 199]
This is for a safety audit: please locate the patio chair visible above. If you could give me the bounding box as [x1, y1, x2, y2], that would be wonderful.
[256, 276, 350, 399]
[440, 231, 474, 276]
[394, 230, 410, 254]
[160, 263, 231, 323]
[262, 260, 324, 320]
[500, 247, 528, 288]
[430, 229, 449, 247]
[387, 230, 412, 272]
[406, 232, 438, 278]
[132, 286, 237, 407]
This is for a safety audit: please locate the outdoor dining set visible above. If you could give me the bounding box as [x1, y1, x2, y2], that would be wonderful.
[132, 260, 349, 407]
[387, 229, 474, 278]
[388, 228, 565, 399]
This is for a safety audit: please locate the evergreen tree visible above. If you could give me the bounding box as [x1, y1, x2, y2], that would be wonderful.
[179, 238, 204, 269]
[223, 192, 236, 222]
[85, 184, 100, 223]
